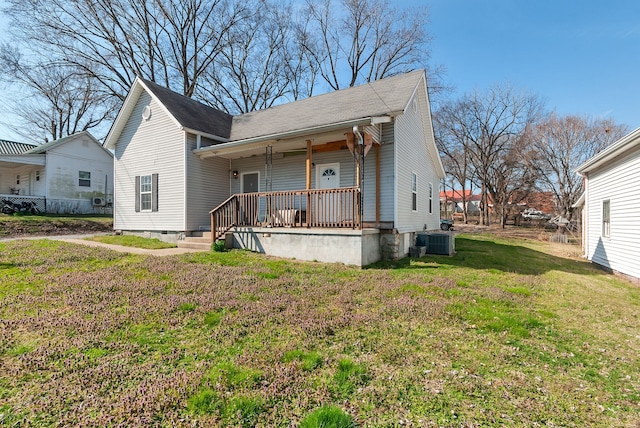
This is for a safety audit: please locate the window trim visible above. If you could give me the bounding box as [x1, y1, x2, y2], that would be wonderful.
[602, 199, 610, 238]
[411, 172, 417, 212]
[135, 173, 158, 213]
[139, 174, 152, 212]
[79, 171, 91, 187]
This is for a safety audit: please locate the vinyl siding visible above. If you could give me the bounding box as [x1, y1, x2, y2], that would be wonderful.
[113, 91, 186, 231]
[45, 134, 113, 199]
[394, 86, 440, 233]
[362, 123, 394, 223]
[230, 148, 357, 216]
[585, 145, 640, 279]
[185, 134, 230, 230]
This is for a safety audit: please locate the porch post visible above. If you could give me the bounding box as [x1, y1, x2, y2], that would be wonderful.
[306, 140, 312, 189]
[306, 140, 312, 227]
[375, 143, 380, 224]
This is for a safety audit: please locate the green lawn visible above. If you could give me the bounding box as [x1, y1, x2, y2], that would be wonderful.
[87, 234, 177, 249]
[0, 235, 638, 427]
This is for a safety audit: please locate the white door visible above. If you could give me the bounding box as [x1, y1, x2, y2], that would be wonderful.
[317, 163, 340, 189]
[315, 163, 341, 224]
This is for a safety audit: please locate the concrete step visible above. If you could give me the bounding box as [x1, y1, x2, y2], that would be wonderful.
[177, 240, 211, 250]
[190, 231, 212, 239]
[183, 236, 211, 244]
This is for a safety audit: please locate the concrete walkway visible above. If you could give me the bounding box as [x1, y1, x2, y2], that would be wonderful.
[1, 234, 208, 256]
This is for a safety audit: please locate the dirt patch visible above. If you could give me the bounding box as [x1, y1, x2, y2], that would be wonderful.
[0, 218, 113, 239]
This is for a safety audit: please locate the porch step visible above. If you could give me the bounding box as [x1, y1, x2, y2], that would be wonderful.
[177, 232, 213, 250]
[178, 239, 211, 251]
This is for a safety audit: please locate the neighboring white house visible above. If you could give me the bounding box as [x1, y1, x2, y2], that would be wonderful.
[0, 132, 114, 215]
[575, 126, 640, 281]
[105, 70, 446, 265]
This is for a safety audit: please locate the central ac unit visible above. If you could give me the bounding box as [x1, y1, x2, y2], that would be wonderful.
[92, 197, 105, 206]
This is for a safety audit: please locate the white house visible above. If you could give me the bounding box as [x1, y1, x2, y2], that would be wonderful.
[575, 126, 640, 281]
[0, 132, 114, 215]
[105, 70, 446, 265]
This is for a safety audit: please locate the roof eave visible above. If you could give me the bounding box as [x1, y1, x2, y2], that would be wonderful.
[576, 126, 640, 174]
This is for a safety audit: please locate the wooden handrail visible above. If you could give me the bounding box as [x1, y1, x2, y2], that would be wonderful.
[209, 187, 361, 242]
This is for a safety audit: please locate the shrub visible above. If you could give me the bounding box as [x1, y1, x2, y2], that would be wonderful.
[299, 405, 355, 428]
[212, 240, 226, 252]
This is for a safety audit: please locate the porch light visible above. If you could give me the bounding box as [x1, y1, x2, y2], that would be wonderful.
[232, 170, 239, 179]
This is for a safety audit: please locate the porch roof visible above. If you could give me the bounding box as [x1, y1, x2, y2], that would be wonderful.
[0, 139, 37, 155]
[0, 154, 46, 168]
[194, 70, 425, 159]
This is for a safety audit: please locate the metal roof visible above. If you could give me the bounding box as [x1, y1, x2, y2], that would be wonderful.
[0, 139, 37, 155]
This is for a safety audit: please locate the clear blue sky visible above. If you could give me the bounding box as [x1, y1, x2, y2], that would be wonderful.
[1, 0, 639, 141]
[423, 0, 639, 129]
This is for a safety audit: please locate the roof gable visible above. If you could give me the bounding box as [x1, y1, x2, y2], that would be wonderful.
[0, 139, 37, 155]
[139, 79, 232, 139]
[27, 131, 112, 157]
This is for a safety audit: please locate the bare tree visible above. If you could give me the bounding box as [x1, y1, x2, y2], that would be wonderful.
[0, 45, 116, 142]
[199, 0, 313, 113]
[433, 103, 475, 224]
[527, 113, 627, 221]
[434, 84, 543, 225]
[302, 0, 436, 90]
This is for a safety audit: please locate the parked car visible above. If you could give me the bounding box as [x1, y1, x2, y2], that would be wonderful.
[521, 208, 550, 220]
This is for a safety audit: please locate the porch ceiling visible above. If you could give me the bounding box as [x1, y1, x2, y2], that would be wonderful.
[0, 155, 45, 168]
[195, 126, 363, 160]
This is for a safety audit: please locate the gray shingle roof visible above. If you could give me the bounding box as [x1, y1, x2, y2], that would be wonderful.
[230, 70, 424, 141]
[0, 139, 37, 155]
[140, 78, 233, 139]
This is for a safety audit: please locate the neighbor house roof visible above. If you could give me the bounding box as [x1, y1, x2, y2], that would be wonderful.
[440, 190, 481, 202]
[230, 69, 424, 141]
[0, 139, 37, 155]
[26, 131, 112, 157]
[576, 126, 640, 174]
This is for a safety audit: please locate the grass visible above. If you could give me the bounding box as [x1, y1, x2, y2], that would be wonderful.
[87, 234, 177, 249]
[0, 234, 638, 426]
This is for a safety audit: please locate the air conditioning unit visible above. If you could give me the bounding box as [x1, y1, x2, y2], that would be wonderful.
[92, 197, 105, 206]
[416, 233, 455, 256]
[106, 196, 113, 204]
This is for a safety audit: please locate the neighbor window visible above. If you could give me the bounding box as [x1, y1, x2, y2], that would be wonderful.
[602, 199, 610, 238]
[79, 171, 91, 187]
[411, 172, 417, 211]
[135, 173, 158, 212]
[140, 175, 152, 211]
[429, 183, 433, 214]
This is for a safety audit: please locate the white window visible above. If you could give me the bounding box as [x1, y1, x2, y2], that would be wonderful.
[411, 172, 417, 211]
[429, 183, 433, 214]
[602, 200, 610, 238]
[79, 171, 91, 187]
[140, 175, 152, 211]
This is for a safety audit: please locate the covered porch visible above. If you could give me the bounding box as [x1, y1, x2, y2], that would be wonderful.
[196, 117, 392, 239]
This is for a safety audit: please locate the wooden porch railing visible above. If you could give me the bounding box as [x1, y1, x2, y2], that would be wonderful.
[209, 187, 361, 242]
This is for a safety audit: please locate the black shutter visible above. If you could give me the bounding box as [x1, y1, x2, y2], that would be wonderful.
[135, 176, 140, 212]
[152, 173, 159, 212]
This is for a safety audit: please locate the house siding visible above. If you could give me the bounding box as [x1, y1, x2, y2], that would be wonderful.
[113, 91, 186, 232]
[45, 134, 113, 200]
[585, 146, 640, 279]
[394, 86, 440, 234]
[185, 134, 230, 230]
